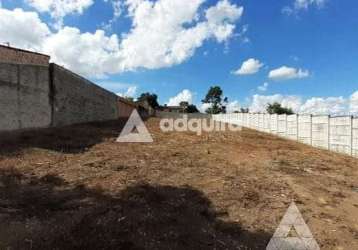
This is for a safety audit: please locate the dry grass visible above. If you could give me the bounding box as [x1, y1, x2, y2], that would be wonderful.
[0, 118, 357, 249]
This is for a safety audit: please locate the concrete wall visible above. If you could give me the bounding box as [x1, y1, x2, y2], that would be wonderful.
[213, 113, 358, 158]
[287, 114, 298, 140]
[264, 114, 271, 133]
[353, 118, 358, 158]
[0, 63, 51, 131]
[312, 116, 329, 149]
[51, 64, 119, 127]
[277, 114, 287, 137]
[0, 62, 139, 132]
[329, 116, 352, 155]
[155, 111, 211, 119]
[270, 114, 278, 135]
[298, 115, 312, 145]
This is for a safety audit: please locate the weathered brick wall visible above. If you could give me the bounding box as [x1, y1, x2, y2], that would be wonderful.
[0, 45, 49, 66]
[118, 98, 136, 118]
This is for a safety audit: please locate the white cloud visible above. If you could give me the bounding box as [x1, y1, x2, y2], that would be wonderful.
[42, 27, 121, 78]
[205, 0, 243, 42]
[226, 100, 240, 113]
[233, 58, 263, 75]
[0, 1, 243, 77]
[268, 66, 309, 81]
[119, 0, 243, 71]
[117, 86, 138, 98]
[199, 103, 212, 113]
[0, 7, 120, 77]
[350, 91, 358, 114]
[167, 89, 194, 106]
[294, 0, 326, 10]
[26, 0, 94, 28]
[300, 96, 347, 115]
[257, 82, 269, 92]
[99, 81, 138, 96]
[237, 24, 250, 44]
[283, 0, 327, 15]
[111, 0, 122, 18]
[0, 8, 50, 51]
[249, 94, 302, 113]
[102, 0, 123, 30]
[198, 100, 240, 113]
[248, 91, 358, 115]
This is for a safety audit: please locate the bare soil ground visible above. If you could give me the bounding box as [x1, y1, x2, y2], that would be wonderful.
[0, 118, 357, 249]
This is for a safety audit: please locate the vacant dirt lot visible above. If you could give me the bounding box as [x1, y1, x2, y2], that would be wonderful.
[0, 118, 357, 249]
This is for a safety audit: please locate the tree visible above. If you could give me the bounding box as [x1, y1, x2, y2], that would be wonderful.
[202, 86, 227, 114]
[240, 108, 249, 113]
[137, 92, 159, 109]
[266, 102, 294, 115]
[179, 101, 189, 108]
[179, 101, 199, 113]
[186, 104, 199, 113]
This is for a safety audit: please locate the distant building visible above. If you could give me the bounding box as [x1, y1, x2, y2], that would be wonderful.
[0, 44, 50, 66]
[160, 105, 185, 113]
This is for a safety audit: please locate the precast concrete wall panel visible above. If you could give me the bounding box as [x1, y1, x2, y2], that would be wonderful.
[312, 116, 329, 149]
[259, 114, 265, 132]
[270, 114, 278, 134]
[264, 114, 271, 133]
[329, 116, 352, 155]
[287, 115, 298, 140]
[214, 113, 357, 158]
[298, 115, 312, 145]
[352, 118, 358, 157]
[277, 114, 287, 137]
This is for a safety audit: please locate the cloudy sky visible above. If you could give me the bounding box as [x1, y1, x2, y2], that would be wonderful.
[1, 0, 357, 114]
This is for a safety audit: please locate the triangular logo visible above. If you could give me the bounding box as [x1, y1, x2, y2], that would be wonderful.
[266, 202, 320, 250]
[116, 109, 153, 143]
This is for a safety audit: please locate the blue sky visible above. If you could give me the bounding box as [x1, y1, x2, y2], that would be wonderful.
[0, 0, 357, 114]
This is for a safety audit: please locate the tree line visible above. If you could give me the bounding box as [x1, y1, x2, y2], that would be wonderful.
[130, 86, 293, 115]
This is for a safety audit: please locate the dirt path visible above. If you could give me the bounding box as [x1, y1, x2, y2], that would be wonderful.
[0, 118, 357, 249]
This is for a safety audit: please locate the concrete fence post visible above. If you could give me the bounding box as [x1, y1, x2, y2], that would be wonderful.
[277, 114, 279, 135]
[296, 114, 299, 141]
[328, 115, 331, 150]
[268, 114, 271, 133]
[310, 115, 313, 146]
[351, 115, 354, 156]
[285, 114, 288, 138]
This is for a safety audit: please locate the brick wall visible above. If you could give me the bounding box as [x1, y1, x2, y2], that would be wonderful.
[0, 45, 49, 66]
[118, 97, 136, 118]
